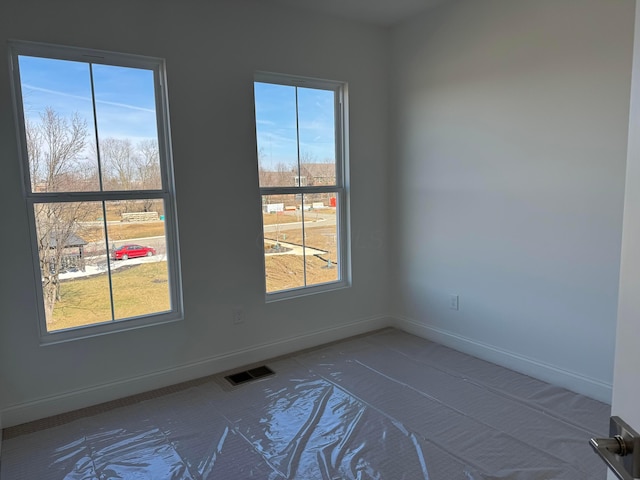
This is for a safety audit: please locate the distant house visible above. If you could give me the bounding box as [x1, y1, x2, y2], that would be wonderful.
[260, 163, 337, 208]
[259, 163, 336, 188]
[298, 163, 336, 186]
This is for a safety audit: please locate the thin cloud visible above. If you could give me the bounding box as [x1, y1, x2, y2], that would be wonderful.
[256, 119, 276, 126]
[22, 84, 155, 113]
[97, 99, 155, 114]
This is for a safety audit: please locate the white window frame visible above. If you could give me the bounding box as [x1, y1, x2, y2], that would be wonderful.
[254, 72, 351, 301]
[8, 40, 183, 344]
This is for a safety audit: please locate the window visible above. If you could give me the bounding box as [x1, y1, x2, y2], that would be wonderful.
[254, 73, 350, 299]
[9, 41, 182, 342]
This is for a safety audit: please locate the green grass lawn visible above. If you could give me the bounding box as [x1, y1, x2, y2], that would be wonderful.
[50, 261, 170, 331]
[79, 221, 166, 243]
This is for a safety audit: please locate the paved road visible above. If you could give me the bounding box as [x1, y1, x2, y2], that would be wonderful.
[263, 211, 336, 234]
[60, 255, 165, 280]
[82, 235, 167, 259]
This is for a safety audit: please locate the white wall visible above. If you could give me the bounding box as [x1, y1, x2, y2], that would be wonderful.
[1, 0, 634, 430]
[0, 0, 391, 427]
[390, 0, 634, 402]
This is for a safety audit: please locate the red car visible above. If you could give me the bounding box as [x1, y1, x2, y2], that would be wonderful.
[111, 244, 156, 260]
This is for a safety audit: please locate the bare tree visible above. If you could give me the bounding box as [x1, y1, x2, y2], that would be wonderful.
[25, 118, 43, 191]
[100, 137, 136, 193]
[26, 108, 89, 324]
[257, 147, 274, 188]
[35, 202, 88, 322]
[29, 108, 87, 191]
[136, 139, 161, 211]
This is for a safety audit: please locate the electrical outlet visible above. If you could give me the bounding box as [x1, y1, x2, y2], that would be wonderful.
[449, 295, 459, 311]
[232, 307, 245, 324]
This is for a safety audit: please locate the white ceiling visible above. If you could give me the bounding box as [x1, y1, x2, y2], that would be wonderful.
[269, 0, 448, 26]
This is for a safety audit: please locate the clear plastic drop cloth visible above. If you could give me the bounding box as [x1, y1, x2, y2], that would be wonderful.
[0, 328, 609, 479]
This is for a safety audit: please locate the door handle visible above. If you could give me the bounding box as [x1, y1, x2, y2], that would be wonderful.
[590, 416, 640, 480]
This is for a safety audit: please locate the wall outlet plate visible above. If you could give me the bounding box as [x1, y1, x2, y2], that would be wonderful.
[232, 307, 245, 324]
[449, 295, 459, 310]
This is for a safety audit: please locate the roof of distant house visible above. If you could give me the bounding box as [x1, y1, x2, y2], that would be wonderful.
[48, 233, 87, 248]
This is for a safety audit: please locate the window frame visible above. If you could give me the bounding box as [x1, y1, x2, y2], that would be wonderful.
[8, 40, 183, 344]
[254, 72, 351, 301]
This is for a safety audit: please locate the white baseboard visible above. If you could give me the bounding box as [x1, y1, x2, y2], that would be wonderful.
[1, 315, 391, 428]
[392, 315, 613, 404]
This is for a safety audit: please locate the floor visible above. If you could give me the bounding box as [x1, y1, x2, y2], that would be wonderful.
[0, 328, 610, 479]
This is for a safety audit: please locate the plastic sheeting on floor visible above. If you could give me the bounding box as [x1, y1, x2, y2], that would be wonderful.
[0, 328, 610, 479]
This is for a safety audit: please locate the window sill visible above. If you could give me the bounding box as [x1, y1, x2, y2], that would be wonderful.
[265, 280, 350, 303]
[39, 312, 183, 346]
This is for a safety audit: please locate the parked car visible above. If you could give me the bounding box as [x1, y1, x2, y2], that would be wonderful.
[111, 244, 156, 261]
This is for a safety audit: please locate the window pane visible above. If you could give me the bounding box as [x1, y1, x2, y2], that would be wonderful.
[108, 199, 170, 319]
[302, 192, 339, 286]
[34, 201, 111, 330]
[263, 194, 305, 292]
[93, 65, 162, 191]
[297, 88, 337, 186]
[18, 56, 99, 192]
[255, 83, 299, 187]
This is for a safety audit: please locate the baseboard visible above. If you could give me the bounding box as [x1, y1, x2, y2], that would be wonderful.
[1, 315, 391, 429]
[392, 315, 613, 404]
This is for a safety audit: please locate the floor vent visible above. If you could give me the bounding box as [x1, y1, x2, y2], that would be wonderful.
[225, 365, 275, 386]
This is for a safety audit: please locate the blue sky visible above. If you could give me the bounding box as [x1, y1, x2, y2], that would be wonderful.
[18, 56, 158, 144]
[18, 56, 337, 171]
[254, 82, 336, 171]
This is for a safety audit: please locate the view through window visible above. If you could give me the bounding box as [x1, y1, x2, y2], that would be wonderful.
[254, 74, 349, 297]
[10, 42, 182, 339]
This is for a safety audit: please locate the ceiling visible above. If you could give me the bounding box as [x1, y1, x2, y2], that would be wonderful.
[269, 0, 449, 26]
